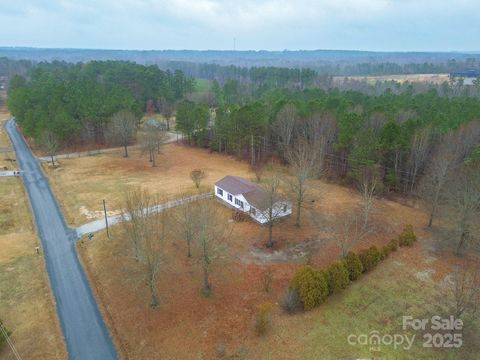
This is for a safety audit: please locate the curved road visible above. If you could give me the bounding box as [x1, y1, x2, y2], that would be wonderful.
[5, 119, 118, 360]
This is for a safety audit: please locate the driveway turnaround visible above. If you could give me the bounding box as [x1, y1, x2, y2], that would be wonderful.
[5, 119, 118, 360]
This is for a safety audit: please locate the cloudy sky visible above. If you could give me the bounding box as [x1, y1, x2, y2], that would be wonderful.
[0, 0, 479, 51]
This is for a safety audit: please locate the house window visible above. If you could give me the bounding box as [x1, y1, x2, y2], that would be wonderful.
[250, 207, 256, 216]
[217, 188, 223, 196]
[228, 194, 233, 202]
[235, 198, 244, 208]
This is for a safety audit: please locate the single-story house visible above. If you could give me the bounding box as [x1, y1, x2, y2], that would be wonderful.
[214, 175, 292, 224]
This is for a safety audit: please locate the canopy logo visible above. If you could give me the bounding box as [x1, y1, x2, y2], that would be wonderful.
[347, 315, 463, 351]
[347, 330, 415, 352]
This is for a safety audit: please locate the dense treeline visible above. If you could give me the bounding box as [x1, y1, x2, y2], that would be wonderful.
[7, 61, 194, 143]
[177, 88, 480, 193]
[163, 58, 480, 79]
[319, 58, 480, 76]
[164, 62, 320, 88]
[0, 57, 33, 78]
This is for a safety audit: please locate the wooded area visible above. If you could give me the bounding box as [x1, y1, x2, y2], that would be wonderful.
[6, 60, 194, 144]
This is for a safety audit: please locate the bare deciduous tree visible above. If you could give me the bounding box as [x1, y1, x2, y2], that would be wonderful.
[446, 259, 480, 321]
[108, 111, 138, 158]
[122, 188, 167, 307]
[333, 208, 368, 257]
[41, 129, 59, 167]
[356, 165, 382, 230]
[175, 198, 198, 258]
[297, 112, 337, 173]
[122, 188, 152, 262]
[365, 111, 387, 137]
[193, 200, 229, 296]
[144, 207, 168, 307]
[273, 103, 297, 154]
[156, 97, 174, 131]
[419, 133, 461, 228]
[252, 163, 264, 182]
[142, 123, 167, 167]
[406, 126, 432, 192]
[447, 162, 480, 255]
[258, 171, 289, 248]
[286, 138, 319, 227]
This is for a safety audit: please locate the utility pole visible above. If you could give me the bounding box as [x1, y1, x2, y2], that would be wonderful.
[103, 199, 110, 239]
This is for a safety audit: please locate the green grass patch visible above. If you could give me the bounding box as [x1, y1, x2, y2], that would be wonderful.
[298, 260, 470, 360]
[193, 78, 212, 93]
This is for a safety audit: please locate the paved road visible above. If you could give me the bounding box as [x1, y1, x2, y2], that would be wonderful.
[0, 170, 20, 177]
[5, 119, 118, 360]
[38, 131, 182, 162]
[76, 192, 212, 237]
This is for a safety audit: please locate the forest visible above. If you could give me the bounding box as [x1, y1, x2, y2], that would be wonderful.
[6, 60, 194, 143]
[163, 58, 480, 78]
[179, 87, 480, 189]
[7, 59, 480, 203]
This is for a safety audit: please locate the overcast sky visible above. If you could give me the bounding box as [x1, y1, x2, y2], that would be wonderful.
[0, 0, 479, 51]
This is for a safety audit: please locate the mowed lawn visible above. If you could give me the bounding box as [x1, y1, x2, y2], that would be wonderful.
[0, 117, 66, 359]
[43, 143, 253, 226]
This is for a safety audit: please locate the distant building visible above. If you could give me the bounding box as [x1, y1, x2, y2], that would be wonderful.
[0, 76, 7, 90]
[450, 70, 480, 85]
[145, 118, 167, 131]
[214, 175, 292, 224]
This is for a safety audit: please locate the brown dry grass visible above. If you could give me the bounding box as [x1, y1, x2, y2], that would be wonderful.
[0, 188, 66, 360]
[333, 73, 450, 85]
[0, 91, 16, 169]
[0, 104, 67, 359]
[75, 147, 470, 359]
[43, 144, 253, 225]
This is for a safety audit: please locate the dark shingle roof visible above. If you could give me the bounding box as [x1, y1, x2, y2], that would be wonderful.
[215, 176, 257, 195]
[215, 176, 285, 211]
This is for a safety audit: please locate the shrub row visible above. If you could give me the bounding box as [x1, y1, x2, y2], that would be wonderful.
[285, 225, 416, 312]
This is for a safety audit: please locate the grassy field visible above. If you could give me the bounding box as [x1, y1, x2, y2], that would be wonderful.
[43, 144, 253, 226]
[78, 189, 477, 359]
[333, 73, 450, 85]
[194, 78, 212, 92]
[63, 142, 478, 359]
[0, 110, 67, 359]
[0, 92, 16, 169]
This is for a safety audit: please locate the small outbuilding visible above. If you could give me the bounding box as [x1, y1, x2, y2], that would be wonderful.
[214, 175, 292, 224]
[145, 118, 168, 131]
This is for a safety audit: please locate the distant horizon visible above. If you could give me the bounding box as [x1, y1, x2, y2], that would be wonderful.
[2, 46, 480, 55]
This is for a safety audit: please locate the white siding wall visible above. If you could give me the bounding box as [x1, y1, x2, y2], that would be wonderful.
[214, 186, 250, 212]
[215, 185, 292, 224]
[249, 201, 292, 224]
